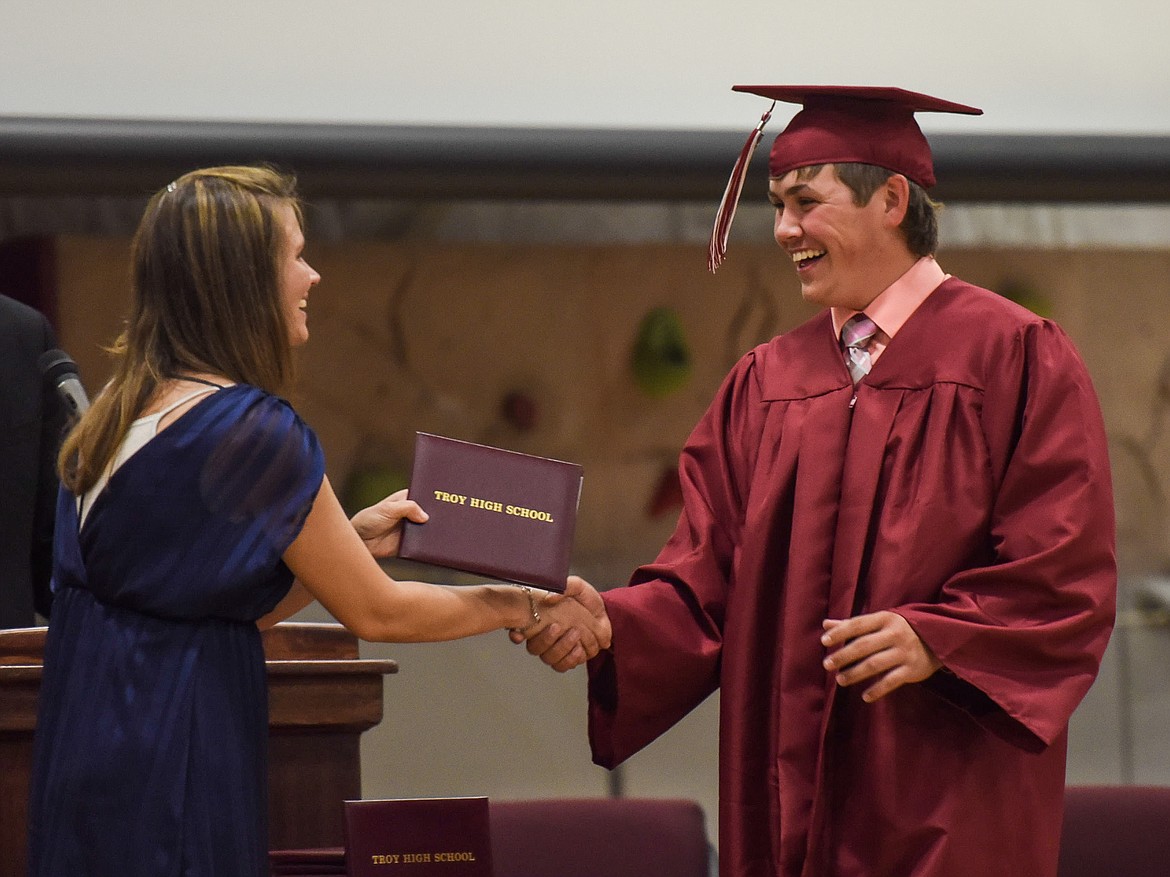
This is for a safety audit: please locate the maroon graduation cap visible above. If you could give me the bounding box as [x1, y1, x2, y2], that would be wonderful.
[708, 85, 983, 272]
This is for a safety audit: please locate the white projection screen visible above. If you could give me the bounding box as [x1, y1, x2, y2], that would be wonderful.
[2, 0, 1168, 135]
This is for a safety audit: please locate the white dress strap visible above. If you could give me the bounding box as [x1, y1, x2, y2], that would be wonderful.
[78, 386, 220, 527]
[150, 386, 219, 421]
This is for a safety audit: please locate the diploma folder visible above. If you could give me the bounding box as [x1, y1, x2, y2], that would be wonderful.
[398, 432, 583, 593]
[343, 797, 492, 877]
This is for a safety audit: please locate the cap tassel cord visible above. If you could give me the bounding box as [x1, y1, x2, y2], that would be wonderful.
[708, 101, 774, 273]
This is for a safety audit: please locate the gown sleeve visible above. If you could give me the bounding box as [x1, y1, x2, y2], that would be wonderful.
[588, 352, 764, 768]
[897, 319, 1117, 750]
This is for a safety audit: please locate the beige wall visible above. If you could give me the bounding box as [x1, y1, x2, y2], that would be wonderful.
[56, 237, 821, 584]
[52, 233, 1170, 846]
[54, 237, 1170, 579]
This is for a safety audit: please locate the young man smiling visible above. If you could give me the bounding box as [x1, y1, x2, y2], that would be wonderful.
[772, 162, 938, 311]
[523, 86, 1117, 877]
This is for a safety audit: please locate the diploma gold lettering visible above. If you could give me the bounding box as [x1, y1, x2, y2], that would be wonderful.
[433, 851, 477, 862]
[433, 490, 555, 523]
[505, 504, 554, 522]
[469, 497, 504, 512]
[368, 849, 477, 866]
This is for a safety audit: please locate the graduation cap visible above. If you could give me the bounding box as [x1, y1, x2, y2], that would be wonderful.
[708, 85, 983, 272]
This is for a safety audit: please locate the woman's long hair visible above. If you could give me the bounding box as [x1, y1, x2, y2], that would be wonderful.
[59, 165, 303, 494]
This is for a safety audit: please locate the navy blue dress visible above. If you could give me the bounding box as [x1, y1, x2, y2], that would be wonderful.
[28, 385, 325, 876]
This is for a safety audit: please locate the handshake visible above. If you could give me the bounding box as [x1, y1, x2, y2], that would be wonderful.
[507, 576, 612, 673]
[350, 489, 611, 671]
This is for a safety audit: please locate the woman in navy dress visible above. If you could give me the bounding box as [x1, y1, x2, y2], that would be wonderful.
[27, 165, 610, 876]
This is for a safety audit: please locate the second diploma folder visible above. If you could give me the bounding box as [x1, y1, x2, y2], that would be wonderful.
[398, 432, 583, 592]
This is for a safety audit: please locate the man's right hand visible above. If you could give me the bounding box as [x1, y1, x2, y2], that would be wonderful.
[511, 575, 610, 672]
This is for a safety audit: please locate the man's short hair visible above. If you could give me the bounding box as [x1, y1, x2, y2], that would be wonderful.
[795, 162, 941, 257]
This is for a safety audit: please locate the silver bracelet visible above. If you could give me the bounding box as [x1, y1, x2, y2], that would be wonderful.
[509, 584, 540, 634]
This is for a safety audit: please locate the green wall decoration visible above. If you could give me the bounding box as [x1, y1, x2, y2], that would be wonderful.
[996, 279, 1053, 318]
[631, 306, 692, 398]
[342, 465, 410, 515]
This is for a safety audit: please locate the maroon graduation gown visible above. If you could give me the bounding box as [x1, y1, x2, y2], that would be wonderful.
[587, 278, 1116, 877]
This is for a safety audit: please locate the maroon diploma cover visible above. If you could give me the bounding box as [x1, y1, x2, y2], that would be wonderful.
[343, 797, 493, 877]
[398, 433, 583, 593]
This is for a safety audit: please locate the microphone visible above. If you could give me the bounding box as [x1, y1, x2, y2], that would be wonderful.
[38, 348, 90, 426]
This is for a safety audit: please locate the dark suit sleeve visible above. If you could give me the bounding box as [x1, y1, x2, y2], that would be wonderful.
[0, 296, 64, 623]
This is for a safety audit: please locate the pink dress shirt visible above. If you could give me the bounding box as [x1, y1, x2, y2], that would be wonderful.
[830, 257, 949, 364]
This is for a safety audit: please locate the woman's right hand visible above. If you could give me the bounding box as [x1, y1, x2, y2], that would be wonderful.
[516, 576, 612, 672]
[288, 477, 576, 645]
[349, 489, 428, 559]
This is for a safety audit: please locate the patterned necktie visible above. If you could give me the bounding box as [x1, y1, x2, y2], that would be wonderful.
[841, 313, 878, 384]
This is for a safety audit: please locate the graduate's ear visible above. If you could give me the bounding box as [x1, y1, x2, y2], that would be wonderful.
[881, 174, 911, 228]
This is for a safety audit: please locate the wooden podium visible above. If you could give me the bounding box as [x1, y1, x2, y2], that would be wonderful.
[0, 622, 396, 877]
